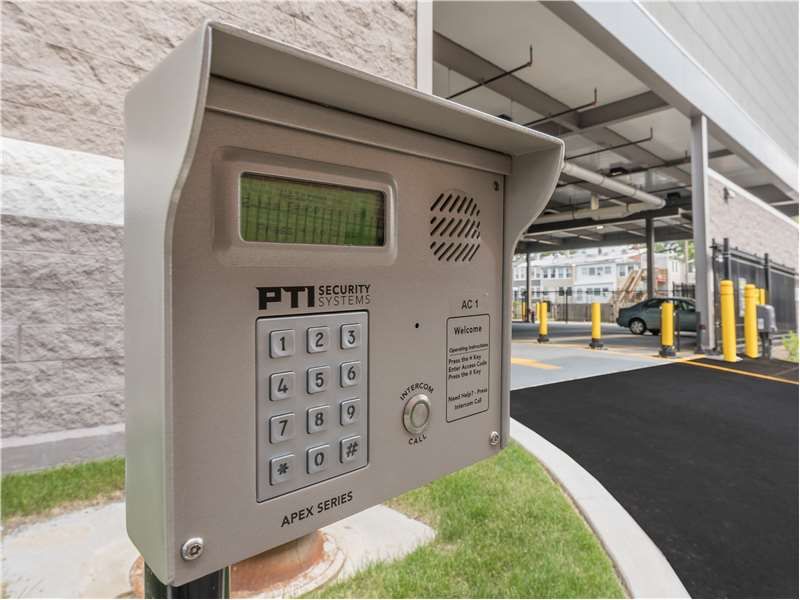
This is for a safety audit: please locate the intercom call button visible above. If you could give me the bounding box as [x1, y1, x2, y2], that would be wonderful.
[270, 330, 295, 358]
[269, 413, 295, 443]
[307, 406, 330, 434]
[307, 444, 330, 474]
[270, 372, 295, 401]
[340, 361, 361, 387]
[340, 324, 361, 349]
[340, 435, 362, 463]
[307, 326, 330, 353]
[270, 454, 295, 485]
[307, 366, 330, 393]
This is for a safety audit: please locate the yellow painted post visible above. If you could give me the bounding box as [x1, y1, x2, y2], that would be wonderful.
[538, 301, 549, 343]
[758, 288, 766, 305]
[659, 301, 676, 357]
[589, 302, 603, 349]
[744, 284, 758, 358]
[720, 280, 737, 362]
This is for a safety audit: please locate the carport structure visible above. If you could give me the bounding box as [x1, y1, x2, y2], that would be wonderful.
[428, 1, 799, 350]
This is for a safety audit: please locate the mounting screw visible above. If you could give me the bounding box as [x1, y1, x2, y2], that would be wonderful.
[493, 181, 500, 191]
[181, 537, 204, 561]
[489, 431, 501, 446]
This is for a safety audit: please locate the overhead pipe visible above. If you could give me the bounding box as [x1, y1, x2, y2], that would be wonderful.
[561, 161, 665, 209]
[533, 161, 666, 226]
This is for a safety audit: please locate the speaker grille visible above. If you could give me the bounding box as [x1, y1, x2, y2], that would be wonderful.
[429, 191, 481, 262]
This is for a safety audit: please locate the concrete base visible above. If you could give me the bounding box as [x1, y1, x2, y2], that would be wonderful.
[1, 424, 124, 473]
[589, 338, 604, 349]
[537, 334, 550, 343]
[2, 502, 434, 598]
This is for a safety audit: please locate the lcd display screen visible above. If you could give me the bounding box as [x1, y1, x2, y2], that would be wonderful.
[240, 173, 385, 246]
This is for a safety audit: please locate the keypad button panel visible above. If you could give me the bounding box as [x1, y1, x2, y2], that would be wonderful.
[256, 311, 368, 502]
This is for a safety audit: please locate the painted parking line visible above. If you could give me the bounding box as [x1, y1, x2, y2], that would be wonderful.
[511, 357, 561, 370]
[679, 359, 799, 385]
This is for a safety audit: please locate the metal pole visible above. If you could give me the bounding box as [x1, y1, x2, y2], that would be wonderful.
[646, 217, 655, 298]
[144, 564, 229, 599]
[764, 253, 771, 301]
[722, 237, 731, 280]
[690, 114, 715, 352]
[526, 251, 532, 323]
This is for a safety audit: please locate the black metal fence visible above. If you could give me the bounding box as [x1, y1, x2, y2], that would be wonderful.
[671, 283, 695, 298]
[711, 239, 798, 338]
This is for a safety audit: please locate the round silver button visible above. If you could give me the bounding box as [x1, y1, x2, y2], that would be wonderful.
[403, 394, 431, 434]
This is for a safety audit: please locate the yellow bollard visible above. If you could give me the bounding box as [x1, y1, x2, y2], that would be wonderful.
[538, 301, 549, 343]
[758, 288, 766, 305]
[659, 301, 676, 357]
[720, 280, 737, 362]
[744, 284, 759, 358]
[589, 302, 603, 349]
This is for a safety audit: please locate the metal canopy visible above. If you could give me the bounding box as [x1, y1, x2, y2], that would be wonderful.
[432, 1, 798, 217]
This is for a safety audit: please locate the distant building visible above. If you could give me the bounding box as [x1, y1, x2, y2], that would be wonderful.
[512, 245, 693, 305]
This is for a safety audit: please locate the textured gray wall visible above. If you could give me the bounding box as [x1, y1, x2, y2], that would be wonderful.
[708, 172, 799, 269]
[1, 0, 417, 470]
[641, 1, 799, 163]
[2, 0, 417, 158]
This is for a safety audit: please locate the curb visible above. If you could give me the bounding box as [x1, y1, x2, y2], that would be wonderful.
[511, 419, 690, 599]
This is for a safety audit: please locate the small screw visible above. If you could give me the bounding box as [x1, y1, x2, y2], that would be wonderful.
[493, 181, 500, 191]
[181, 537, 204, 561]
[489, 431, 501, 446]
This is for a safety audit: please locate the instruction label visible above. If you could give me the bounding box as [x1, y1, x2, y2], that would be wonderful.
[446, 314, 490, 422]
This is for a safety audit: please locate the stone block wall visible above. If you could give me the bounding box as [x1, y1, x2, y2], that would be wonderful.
[708, 171, 799, 269]
[1, 0, 418, 471]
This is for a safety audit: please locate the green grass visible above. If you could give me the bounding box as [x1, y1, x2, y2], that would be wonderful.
[783, 331, 799, 363]
[1, 457, 125, 521]
[308, 443, 624, 598]
[1, 448, 623, 598]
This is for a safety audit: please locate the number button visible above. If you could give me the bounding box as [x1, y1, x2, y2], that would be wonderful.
[269, 413, 295, 443]
[340, 435, 362, 463]
[270, 330, 295, 358]
[270, 454, 295, 485]
[270, 372, 295, 401]
[307, 326, 330, 353]
[340, 361, 361, 387]
[307, 405, 330, 434]
[307, 444, 330, 474]
[307, 366, 330, 394]
[340, 398, 361, 426]
[340, 324, 361, 349]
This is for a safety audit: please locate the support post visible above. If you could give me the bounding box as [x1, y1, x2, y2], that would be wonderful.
[144, 564, 229, 599]
[690, 114, 715, 352]
[538, 301, 549, 343]
[589, 302, 603, 348]
[526, 251, 532, 322]
[720, 280, 737, 362]
[744, 284, 758, 358]
[764, 253, 771, 302]
[646, 216, 655, 298]
[659, 301, 676, 358]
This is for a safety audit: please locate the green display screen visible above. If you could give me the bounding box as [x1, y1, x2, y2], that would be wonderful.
[240, 173, 385, 246]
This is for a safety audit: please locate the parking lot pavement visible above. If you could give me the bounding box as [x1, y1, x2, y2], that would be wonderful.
[511, 360, 799, 598]
[511, 322, 699, 388]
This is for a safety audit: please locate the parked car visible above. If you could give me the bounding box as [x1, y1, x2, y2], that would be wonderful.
[617, 297, 698, 335]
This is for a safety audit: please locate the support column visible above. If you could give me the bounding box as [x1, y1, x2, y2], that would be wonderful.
[525, 251, 532, 322]
[646, 217, 655, 298]
[691, 114, 715, 352]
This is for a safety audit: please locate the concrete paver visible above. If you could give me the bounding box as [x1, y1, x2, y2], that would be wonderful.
[2, 502, 434, 598]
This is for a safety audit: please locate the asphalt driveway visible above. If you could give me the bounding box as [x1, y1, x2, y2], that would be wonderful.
[511, 359, 798, 598]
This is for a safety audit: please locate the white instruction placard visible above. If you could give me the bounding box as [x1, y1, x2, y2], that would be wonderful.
[446, 314, 490, 422]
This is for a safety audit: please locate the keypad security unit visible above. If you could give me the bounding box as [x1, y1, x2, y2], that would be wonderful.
[125, 22, 564, 586]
